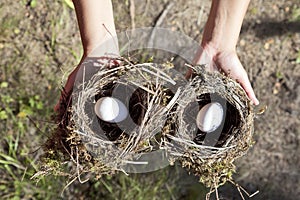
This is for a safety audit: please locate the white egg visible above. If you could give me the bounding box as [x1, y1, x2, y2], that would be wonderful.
[196, 102, 224, 133]
[94, 97, 128, 123]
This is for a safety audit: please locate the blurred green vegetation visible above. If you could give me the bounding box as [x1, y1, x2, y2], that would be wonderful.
[291, 5, 300, 21]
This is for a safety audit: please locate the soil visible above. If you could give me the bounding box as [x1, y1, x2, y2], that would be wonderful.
[0, 0, 299, 199]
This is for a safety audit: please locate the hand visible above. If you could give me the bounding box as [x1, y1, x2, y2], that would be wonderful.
[54, 65, 79, 113]
[54, 56, 120, 113]
[186, 0, 258, 104]
[187, 44, 259, 105]
[54, 0, 118, 113]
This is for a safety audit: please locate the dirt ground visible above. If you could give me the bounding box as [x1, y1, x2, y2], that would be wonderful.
[0, 0, 299, 199]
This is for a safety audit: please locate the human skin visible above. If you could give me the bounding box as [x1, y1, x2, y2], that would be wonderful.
[54, 0, 117, 112]
[190, 0, 259, 105]
[54, 0, 259, 112]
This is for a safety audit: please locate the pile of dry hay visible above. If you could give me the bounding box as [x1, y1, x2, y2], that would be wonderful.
[34, 57, 255, 196]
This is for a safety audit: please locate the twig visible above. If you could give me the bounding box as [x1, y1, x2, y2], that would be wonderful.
[26, 115, 47, 136]
[140, 63, 176, 84]
[228, 179, 259, 199]
[166, 134, 235, 150]
[129, 0, 135, 29]
[102, 23, 119, 53]
[123, 160, 148, 165]
[76, 146, 89, 183]
[73, 130, 113, 145]
[197, 5, 204, 26]
[154, 2, 174, 27]
[164, 87, 181, 111]
[130, 81, 156, 95]
[60, 140, 77, 164]
[142, 0, 150, 17]
[206, 185, 214, 200]
[148, 2, 174, 47]
[214, 177, 219, 200]
[60, 176, 78, 197]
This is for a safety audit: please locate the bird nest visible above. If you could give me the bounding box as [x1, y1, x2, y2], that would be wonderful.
[35, 56, 255, 195]
[164, 65, 254, 190]
[69, 57, 182, 173]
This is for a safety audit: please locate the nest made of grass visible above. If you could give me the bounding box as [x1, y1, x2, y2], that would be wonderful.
[35, 58, 255, 194]
[36, 57, 182, 179]
[163, 65, 255, 188]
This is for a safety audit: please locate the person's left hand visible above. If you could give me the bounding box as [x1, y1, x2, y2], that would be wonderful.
[187, 44, 259, 105]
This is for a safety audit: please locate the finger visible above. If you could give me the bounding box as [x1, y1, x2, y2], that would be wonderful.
[185, 68, 194, 79]
[239, 75, 259, 105]
[54, 103, 60, 112]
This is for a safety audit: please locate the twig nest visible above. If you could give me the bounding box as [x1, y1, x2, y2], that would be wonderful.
[38, 59, 255, 192]
[164, 65, 255, 187]
[70, 57, 183, 173]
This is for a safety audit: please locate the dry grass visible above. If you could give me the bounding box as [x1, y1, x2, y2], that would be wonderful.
[162, 65, 255, 198]
[34, 58, 256, 199]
